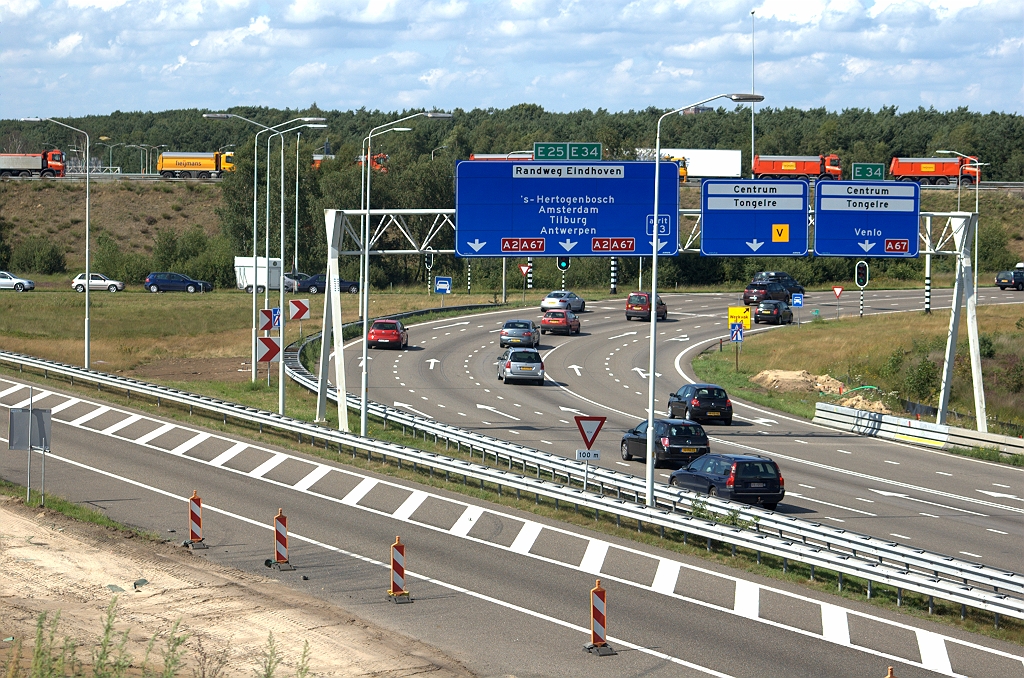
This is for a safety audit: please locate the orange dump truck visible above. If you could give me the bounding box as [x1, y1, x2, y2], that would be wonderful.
[0, 149, 66, 178]
[753, 154, 841, 181]
[888, 156, 979, 185]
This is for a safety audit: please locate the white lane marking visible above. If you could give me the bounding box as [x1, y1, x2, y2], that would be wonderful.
[394, 401, 432, 418]
[855, 498, 874, 503]
[10, 391, 53, 408]
[652, 559, 681, 595]
[567, 365, 582, 376]
[541, 440, 552, 445]
[821, 604, 851, 645]
[392, 490, 430, 521]
[884, 460, 900, 465]
[293, 465, 333, 492]
[249, 452, 288, 478]
[890, 533, 912, 540]
[0, 384, 26, 398]
[426, 358, 440, 369]
[920, 512, 939, 518]
[209, 441, 248, 467]
[794, 439, 808, 445]
[825, 517, 845, 523]
[578, 540, 609, 575]
[987, 528, 1008, 535]
[960, 551, 983, 558]
[869, 489, 988, 516]
[785, 492, 876, 516]
[101, 414, 143, 435]
[993, 483, 1011, 488]
[133, 422, 176, 445]
[341, 477, 378, 506]
[68, 405, 111, 426]
[977, 490, 1023, 501]
[936, 471, 952, 476]
[509, 521, 543, 555]
[616, 461, 630, 467]
[477, 404, 520, 421]
[169, 432, 211, 456]
[733, 580, 759, 619]
[837, 449, 851, 454]
[798, 484, 816, 490]
[917, 630, 953, 674]
[607, 331, 637, 340]
[49, 398, 82, 414]
[449, 505, 486, 537]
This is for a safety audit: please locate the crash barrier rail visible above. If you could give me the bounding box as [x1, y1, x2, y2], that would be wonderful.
[284, 332, 1024, 615]
[813, 402, 1024, 456]
[1, 347, 1022, 623]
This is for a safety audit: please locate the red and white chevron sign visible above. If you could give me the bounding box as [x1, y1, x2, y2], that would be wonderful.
[257, 337, 281, 362]
[258, 308, 274, 331]
[289, 298, 310, 321]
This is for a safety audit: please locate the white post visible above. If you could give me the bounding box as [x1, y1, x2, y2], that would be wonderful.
[961, 214, 987, 432]
[936, 214, 971, 425]
[278, 132, 287, 416]
[322, 209, 349, 431]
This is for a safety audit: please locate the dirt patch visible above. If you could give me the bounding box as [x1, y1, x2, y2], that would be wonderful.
[838, 394, 895, 415]
[128, 357, 253, 383]
[750, 370, 845, 395]
[0, 496, 472, 677]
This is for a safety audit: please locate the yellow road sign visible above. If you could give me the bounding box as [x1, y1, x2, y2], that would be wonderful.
[772, 223, 790, 242]
[728, 306, 751, 330]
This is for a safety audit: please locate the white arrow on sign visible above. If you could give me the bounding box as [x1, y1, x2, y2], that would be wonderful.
[476, 404, 520, 421]
[425, 359, 440, 370]
[649, 238, 668, 251]
[608, 331, 638, 340]
[559, 405, 585, 415]
[567, 365, 583, 376]
[394, 401, 432, 418]
[868, 489, 988, 516]
[559, 239, 577, 251]
[467, 239, 487, 252]
[858, 240, 876, 252]
[746, 239, 764, 252]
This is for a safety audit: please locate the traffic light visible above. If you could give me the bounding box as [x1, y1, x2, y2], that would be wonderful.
[855, 260, 869, 288]
[557, 256, 571, 271]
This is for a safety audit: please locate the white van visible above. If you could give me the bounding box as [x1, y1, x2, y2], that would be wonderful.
[234, 257, 282, 293]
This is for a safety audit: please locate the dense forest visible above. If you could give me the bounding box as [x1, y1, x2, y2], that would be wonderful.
[1, 104, 1022, 290]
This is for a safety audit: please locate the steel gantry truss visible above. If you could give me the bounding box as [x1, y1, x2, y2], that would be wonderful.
[333, 208, 456, 256]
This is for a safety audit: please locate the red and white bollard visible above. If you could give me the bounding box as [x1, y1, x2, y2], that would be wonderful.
[185, 490, 207, 549]
[388, 536, 411, 602]
[585, 579, 615, 655]
[268, 508, 295, 571]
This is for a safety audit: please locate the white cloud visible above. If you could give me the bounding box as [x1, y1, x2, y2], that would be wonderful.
[67, 0, 129, 9]
[0, 0, 39, 17]
[49, 33, 84, 58]
[289, 61, 328, 79]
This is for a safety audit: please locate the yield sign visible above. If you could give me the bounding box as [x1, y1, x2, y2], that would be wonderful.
[832, 286, 844, 299]
[257, 337, 281, 362]
[289, 298, 310, 320]
[574, 415, 606, 450]
[258, 308, 274, 331]
[518, 264, 530, 276]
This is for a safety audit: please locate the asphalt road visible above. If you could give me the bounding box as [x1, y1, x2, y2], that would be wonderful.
[2, 375, 1024, 677]
[338, 287, 1024, 574]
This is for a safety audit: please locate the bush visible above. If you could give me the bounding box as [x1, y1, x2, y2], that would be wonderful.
[1007, 360, 1024, 394]
[9, 236, 66, 274]
[904, 357, 940, 402]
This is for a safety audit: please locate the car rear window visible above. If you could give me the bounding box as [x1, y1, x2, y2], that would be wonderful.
[662, 424, 703, 437]
[544, 311, 565, 318]
[372, 322, 398, 331]
[736, 461, 778, 479]
[628, 294, 647, 304]
[510, 351, 541, 363]
[505, 321, 530, 329]
[747, 283, 767, 290]
[547, 292, 565, 298]
[695, 388, 727, 399]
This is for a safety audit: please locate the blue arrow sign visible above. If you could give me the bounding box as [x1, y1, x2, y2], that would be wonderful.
[434, 276, 452, 294]
[814, 181, 920, 257]
[700, 180, 809, 257]
[455, 160, 679, 257]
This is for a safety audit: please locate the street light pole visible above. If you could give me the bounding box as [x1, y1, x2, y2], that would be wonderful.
[751, 10, 756, 178]
[22, 117, 90, 368]
[645, 93, 763, 506]
[937, 150, 987, 295]
[294, 132, 301, 275]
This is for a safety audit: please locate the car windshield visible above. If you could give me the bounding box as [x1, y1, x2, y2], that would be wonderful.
[510, 351, 541, 363]
[505, 321, 530, 329]
[736, 461, 778, 479]
[628, 294, 647, 304]
[695, 388, 727, 399]
[372, 322, 398, 331]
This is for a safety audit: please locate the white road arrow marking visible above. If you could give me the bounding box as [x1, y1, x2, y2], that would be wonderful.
[567, 365, 583, 376]
[559, 239, 577, 251]
[858, 240, 876, 252]
[976, 490, 1023, 501]
[476, 404, 521, 421]
[668, 335, 690, 342]
[608, 331, 638, 340]
[749, 417, 778, 426]
[746, 239, 763, 252]
[432, 321, 470, 329]
[425, 359, 440, 370]
[358, 356, 373, 367]
[868, 489, 988, 516]
[467, 239, 486, 252]
[559, 406, 585, 415]
[394, 401, 432, 418]
[631, 367, 662, 379]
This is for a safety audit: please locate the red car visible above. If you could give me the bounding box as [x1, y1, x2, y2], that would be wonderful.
[367, 319, 408, 349]
[625, 291, 667, 321]
[540, 310, 581, 335]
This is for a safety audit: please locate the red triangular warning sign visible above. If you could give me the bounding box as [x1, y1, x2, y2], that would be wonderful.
[574, 416, 606, 450]
[519, 264, 530, 276]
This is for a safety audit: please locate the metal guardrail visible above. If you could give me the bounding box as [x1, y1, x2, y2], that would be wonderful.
[1, 347, 1022, 622]
[814, 402, 1024, 456]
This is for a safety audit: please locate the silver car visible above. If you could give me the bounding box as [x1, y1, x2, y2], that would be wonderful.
[499, 319, 540, 348]
[0, 271, 34, 291]
[72, 273, 125, 293]
[540, 290, 585, 312]
[497, 348, 545, 385]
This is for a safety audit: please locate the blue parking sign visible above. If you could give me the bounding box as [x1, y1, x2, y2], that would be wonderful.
[791, 293, 804, 308]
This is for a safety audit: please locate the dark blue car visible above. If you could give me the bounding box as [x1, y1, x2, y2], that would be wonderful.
[669, 453, 785, 510]
[144, 272, 213, 293]
[292, 273, 358, 295]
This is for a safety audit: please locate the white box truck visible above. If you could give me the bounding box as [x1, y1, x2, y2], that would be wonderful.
[234, 257, 282, 293]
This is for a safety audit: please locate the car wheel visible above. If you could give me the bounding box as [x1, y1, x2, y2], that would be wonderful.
[186, 284, 197, 294]
[999, 286, 1006, 291]
[257, 285, 265, 294]
[685, 407, 694, 421]
[108, 284, 118, 292]
[75, 284, 85, 293]
[14, 283, 24, 291]
[245, 285, 253, 293]
[708, 486, 718, 497]
[497, 370, 503, 381]
[724, 417, 733, 426]
[308, 285, 319, 295]
[1018, 283, 1024, 292]
[149, 285, 160, 293]
[535, 379, 544, 386]
[348, 284, 358, 294]
[540, 329, 546, 335]
[620, 441, 632, 461]
[580, 302, 585, 312]
[179, 171, 192, 179]
[763, 502, 778, 510]
[754, 317, 759, 324]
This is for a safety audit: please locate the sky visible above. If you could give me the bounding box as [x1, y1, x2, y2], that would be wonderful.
[0, 0, 1021, 119]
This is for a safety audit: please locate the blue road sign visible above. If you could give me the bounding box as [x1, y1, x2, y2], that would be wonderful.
[434, 276, 452, 294]
[790, 293, 804, 308]
[700, 180, 809, 257]
[271, 307, 281, 328]
[455, 161, 679, 257]
[730, 324, 744, 342]
[814, 181, 920, 257]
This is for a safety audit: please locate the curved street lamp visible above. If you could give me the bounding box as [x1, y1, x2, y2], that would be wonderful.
[644, 93, 764, 506]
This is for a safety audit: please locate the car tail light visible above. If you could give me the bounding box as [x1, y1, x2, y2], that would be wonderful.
[540, 362, 544, 370]
[501, 330, 508, 335]
[725, 463, 736, 488]
[505, 360, 512, 368]
[660, 437, 670, 448]
[523, 331, 532, 337]
[725, 399, 732, 407]
[691, 398, 700, 406]
[777, 468, 784, 488]
[773, 308, 778, 314]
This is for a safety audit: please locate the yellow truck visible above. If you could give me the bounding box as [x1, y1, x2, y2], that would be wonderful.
[663, 154, 689, 182]
[157, 151, 235, 179]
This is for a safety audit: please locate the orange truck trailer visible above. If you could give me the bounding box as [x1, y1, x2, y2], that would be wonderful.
[753, 154, 841, 181]
[0, 149, 66, 178]
[888, 156, 979, 185]
[157, 151, 234, 179]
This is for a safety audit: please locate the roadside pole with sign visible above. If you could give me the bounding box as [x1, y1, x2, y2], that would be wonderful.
[519, 263, 530, 303]
[730, 323, 744, 371]
[574, 416, 606, 492]
[8, 386, 52, 506]
[790, 292, 804, 326]
[855, 261, 869, 318]
[833, 286, 844, 320]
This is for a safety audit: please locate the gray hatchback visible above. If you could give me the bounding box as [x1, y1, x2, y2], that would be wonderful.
[497, 348, 545, 385]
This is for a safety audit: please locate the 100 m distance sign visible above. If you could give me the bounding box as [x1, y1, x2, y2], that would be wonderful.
[454, 160, 679, 257]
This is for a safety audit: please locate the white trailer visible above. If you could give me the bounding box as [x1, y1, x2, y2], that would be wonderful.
[234, 257, 282, 293]
[635, 148, 743, 178]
